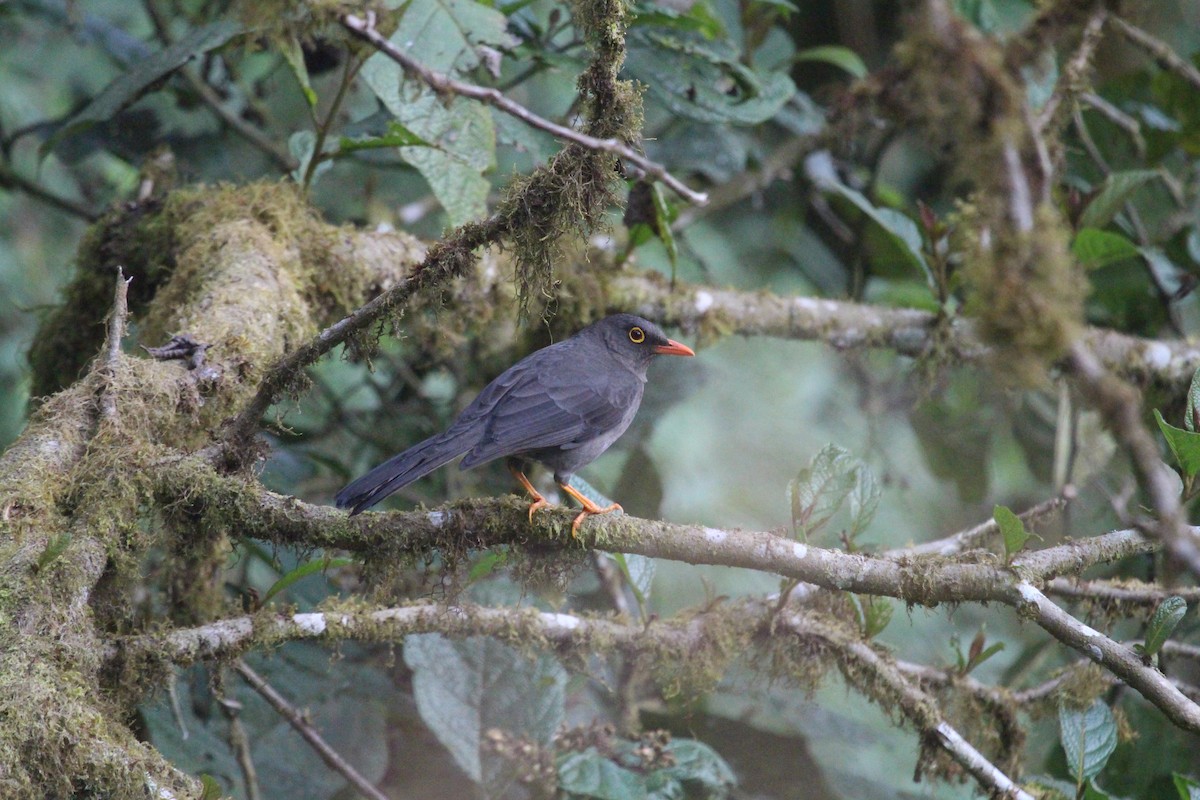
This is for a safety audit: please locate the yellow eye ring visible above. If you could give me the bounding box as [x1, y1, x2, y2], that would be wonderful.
[628, 326, 645, 344]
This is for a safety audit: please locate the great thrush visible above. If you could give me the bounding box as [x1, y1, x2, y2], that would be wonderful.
[335, 314, 695, 535]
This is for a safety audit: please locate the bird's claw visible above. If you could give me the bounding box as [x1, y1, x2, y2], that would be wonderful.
[569, 502, 623, 539]
[527, 497, 550, 523]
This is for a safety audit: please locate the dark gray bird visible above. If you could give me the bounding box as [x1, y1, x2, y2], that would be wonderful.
[335, 314, 695, 535]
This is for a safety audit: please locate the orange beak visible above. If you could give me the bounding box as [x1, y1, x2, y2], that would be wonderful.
[653, 339, 695, 357]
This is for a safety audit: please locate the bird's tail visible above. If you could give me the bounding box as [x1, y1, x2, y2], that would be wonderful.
[335, 429, 473, 515]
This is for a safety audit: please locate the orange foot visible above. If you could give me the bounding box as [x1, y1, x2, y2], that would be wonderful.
[508, 461, 549, 522]
[560, 482, 623, 539]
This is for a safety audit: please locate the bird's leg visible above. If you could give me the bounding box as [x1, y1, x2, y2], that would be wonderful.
[558, 481, 623, 539]
[507, 459, 549, 522]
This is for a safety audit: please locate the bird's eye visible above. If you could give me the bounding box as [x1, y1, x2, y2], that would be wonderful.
[628, 326, 645, 344]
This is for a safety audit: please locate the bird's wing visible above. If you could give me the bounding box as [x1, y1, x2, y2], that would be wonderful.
[459, 353, 640, 468]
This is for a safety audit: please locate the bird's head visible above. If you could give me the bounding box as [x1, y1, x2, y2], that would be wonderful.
[588, 313, 695, 368]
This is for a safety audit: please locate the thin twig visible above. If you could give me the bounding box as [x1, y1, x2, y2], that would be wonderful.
[1047, 578, 1200, 604]
[1110, 15, 1200, 93]
[0, 161, 98, 221]
[1036, 10, 1108, 133]
[340, 12, 707, 206]
[234, 661, 389, 800]
[100, 267, 133, 422]
[894, 488, 1074, 558]
[142, 0, 295, 172]
[214, 674, 263, 800]
[1080, 92, 1146, 158]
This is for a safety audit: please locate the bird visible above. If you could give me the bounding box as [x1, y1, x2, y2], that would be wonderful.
[335, 314, 695, 536]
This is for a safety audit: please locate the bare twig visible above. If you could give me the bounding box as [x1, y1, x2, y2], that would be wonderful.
[1047, 578, 1200, 605]
[214, 676, 262, 800]
[340, 12, 707, 206]
[894, 489, 1074, 558]
[141, 0, 295, 172]
[1110, 16, 1200, 93]
[99, 268, 133, 422]
[234, 661, 389, 800]
[0, 161, 98, 221]
[1036, 10, 1108, 133]
[1080, 92, 1146, 158]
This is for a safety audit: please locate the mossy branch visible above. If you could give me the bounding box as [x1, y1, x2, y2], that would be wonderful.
[154, 460, 1200, 733]
[112, 599, 1030, 799]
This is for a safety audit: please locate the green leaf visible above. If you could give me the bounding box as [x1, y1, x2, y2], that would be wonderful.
[659, 739, 735, 794]
[794, 45, 867, 79]
[41, 19, 245, 159]
[1082, 781, 1113, 800]
[625, 30, 796, 125]
[1154, 409, 1200, 481]
[847, 461, 880, 539]
[1142, 595, 1187, 658]
[1078, 169, 1161, 229]
[336, 121, 433, 154]
[650, 182, 678, 269]
[360, 0, 512, 224]
[558, 748, 648, 800]
[405, 634, 566, 789]
[854, 595, 893, 639]
[1071, 228, 1139, 269]
[818, 179, 933, 288]
[994, 504, 1029, 558]
[280, 34, 318, 109]
[1174, 773, 1200, 800]
[964, 641, 1005, 674]
[630, 2, 726, 39]
[789, 444, 877, 543]
[262, 556, 354, 604]
[1186, 367, 1200, 433]
[198, 774, 223, 800]
[34, 532, 72, 574]
[1059, 700, 1118, 785]
[467, 550, 508, 582]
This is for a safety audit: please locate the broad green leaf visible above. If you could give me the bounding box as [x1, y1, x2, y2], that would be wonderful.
[1174, 773, 1200, 800]
[1141, 595, 1187, 658]
[360, 0, 512, 224]
[198, 775, 223, 800]
[1155, 409, 1200, 480]
[262, 555, 354, 604]
[467, 550, 507, 582]
[1078, 169, 1161, 229]
[630, 2, 725, 39]
[1082, 782, 1113, 800]
[1141, 247, 1189, 297]
[405, 634, 566, 788]
[625, 29, 795, 125]
[558, 748, 648, 800]
[794, 45, 867, 79]
[847, 462, 880, 539]
[289, 130, 317, 184]
[854, 595, 893, 639]
[280, 34, 317, 109]
[336, 122, 433, 154]
[789, 444, 877, 543]
[42, 19, 244, 158]
[659, 739, 735, 795]
[994, 504, 1029, 558]
[1059, 700, 1118, 785]
[612, 552, 656, 610]
[1071, 228, 1139, 269]
[561, 752, 648, 799]
[818, 179, 933, 288]
[1187, 366, 1200, 432]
